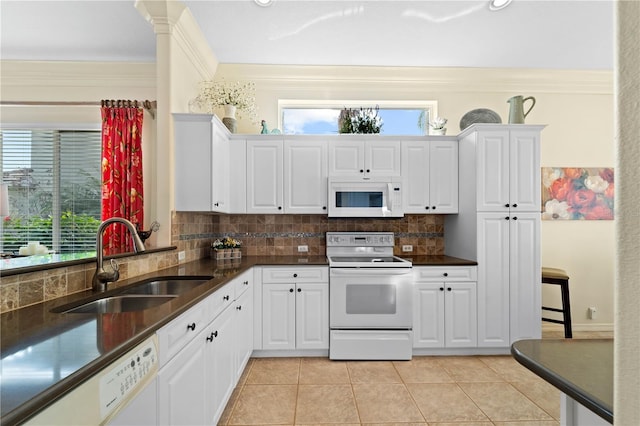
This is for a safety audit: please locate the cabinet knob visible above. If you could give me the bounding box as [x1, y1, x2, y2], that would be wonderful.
[447, 287, 452, 291]
[214, 202, 219, 207]
[278, 206, 282, 210]
[206, 331, 218, 342]
[187, 323, 196, 331]
[505, 216, 510, 220]
[322, 206, 327, 210]
[366, 169, 370, 173]
[236, 305, 242, 311]
[289, 288, 294, 293]
[223, 295, 230, 301]
[297, 288, 302, 293]
[505, 203, 510, 208]
[513, 216, 518, 220]
[244, 281, 249, 285]
[360, 169, 364, 173]
[443, 272, 448, 277]
[439, 287, 444, 291]
[425, 206, 430, 210]
[512, 203, 518, 208]
[293, 273, 298, 278]
[432, 206, 436, 210]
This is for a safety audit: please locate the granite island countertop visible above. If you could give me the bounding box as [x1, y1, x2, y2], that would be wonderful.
[0, 254, 474, 425]
[511, 339, 613, 424]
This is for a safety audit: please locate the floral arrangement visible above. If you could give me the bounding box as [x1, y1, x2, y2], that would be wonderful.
[339, 106, 383, 134]
[542, 167, 614, 220]
[211, 237, 243, 250]
[429, 117, 448, 130]
[192, 79, 257, 121]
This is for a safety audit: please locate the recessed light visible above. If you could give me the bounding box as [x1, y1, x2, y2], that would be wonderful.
[254, 0, 273, 7]
[489, 0, 512, 11]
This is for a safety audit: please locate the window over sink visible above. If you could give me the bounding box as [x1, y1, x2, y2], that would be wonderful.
[279, 100, 438, 136]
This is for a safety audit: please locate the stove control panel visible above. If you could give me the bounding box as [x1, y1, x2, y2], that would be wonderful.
[326, 232, 395, 247]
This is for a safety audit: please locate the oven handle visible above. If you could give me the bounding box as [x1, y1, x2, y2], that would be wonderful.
[330, 268, 412, 276]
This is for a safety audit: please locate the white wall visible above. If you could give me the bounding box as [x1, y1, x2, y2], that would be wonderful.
[214, 64, 615, 331]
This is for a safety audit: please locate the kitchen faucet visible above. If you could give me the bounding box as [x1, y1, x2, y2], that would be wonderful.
[92, 217, 146, 291]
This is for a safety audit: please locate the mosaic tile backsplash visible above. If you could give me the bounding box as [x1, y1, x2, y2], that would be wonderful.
[1, 212, 444, 313]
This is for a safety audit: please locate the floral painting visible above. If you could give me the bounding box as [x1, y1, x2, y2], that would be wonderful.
[541, 167, 614, 220]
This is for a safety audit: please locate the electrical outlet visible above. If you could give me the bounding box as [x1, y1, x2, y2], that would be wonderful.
[178, 251, 186, 262]
[588, 307, 597, 320]
[297, 245, 308, 253]
[402, 245, 413, 252]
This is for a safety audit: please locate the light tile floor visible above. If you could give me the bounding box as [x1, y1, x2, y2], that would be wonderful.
[219, 331, 612, 425]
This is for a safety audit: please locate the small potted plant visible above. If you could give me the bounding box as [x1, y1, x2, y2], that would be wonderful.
[429, 117, 448, 135]
[211, 237, 243, 260]
[190, 79, 258, 132]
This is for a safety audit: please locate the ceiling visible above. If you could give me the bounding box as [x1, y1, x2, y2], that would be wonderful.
[0, 0, 614, 69]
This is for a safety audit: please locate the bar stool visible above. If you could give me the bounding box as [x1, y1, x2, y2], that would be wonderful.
[541, 267, 573, 338]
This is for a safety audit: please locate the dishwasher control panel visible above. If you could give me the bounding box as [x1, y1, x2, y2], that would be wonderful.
[99, 338, 158, 421]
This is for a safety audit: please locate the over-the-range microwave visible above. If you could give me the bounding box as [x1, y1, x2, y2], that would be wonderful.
[327, 177, 403, 218]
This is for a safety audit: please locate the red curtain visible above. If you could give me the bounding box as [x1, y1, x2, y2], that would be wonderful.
[101, 106, 144, 254]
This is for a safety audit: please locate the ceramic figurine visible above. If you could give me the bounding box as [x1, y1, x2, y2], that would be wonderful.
[261, 120, 269, 134]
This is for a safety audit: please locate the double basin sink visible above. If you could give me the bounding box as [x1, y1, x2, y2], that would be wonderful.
[51, 276, 213, 315]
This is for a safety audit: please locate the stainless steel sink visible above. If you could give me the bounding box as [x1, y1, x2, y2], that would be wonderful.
[120, 277, 212, 296]
[57, 295, 177, 314]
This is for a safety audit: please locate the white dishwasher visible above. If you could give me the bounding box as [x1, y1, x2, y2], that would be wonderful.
[25, 336, 158, 426]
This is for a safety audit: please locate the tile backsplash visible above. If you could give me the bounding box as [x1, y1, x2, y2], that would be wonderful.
[1, 212, 444, 313]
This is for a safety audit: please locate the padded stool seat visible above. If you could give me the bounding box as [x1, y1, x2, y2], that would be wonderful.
[541, 267, 572, 338]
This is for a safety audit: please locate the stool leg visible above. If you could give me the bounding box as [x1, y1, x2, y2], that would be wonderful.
[560, 281, 573, 338]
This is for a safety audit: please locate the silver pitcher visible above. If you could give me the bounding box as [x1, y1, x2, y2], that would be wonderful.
[507, 95, 536, 124]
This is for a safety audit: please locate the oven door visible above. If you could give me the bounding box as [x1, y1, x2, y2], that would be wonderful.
[330, 268, 413, 329]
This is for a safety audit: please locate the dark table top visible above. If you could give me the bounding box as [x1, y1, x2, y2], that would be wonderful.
[1, 254, 474, 424]
[511, 339, 613, 424]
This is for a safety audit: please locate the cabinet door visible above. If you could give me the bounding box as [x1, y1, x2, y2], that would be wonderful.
[211, 123, 230, 213]
[429, 140, 459, 213]
[246, 139, 283, 213]
[477, 213, 510, 347]
[509, 213, 541, 342]
[445, 283, 477, 347]
[477, 130, 510, 212]
[174, 114, 212, 211]
[234, 285, 254, 382]
[262, 283, 296, 349]
[413, 283, 445, 348]
[158, 332, 207, 425]
[284, 140, 328, 214]
[510, 130, 540, 212]
[295, 283, 329, 350]
[205, 304, 236, 425]
[328, 140, 364, 177]
[365, 140, 401, 178]
[401, 141, 430, 213]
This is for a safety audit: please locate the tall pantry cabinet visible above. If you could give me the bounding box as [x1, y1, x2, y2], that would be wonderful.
[445, 124, 544, 348]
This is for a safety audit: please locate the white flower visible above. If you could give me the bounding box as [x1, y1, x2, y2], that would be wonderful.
[584, 175, 609, 193]
[542, 199, 571, 220]
[542, 168, 563, 188]
[429, 117, 448, 129]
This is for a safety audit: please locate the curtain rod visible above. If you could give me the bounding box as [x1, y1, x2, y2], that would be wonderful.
[0, 100, 157, 119]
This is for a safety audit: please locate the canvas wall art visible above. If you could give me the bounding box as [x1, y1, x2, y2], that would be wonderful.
[541, 167, 614, 220]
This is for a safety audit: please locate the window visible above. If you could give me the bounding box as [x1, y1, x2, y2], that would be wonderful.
[1, 129, 102, 254]
[279, 100, 437, 136]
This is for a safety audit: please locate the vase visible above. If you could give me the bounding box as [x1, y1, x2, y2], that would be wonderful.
[430, 128, 447, 135]
[222, 104, 237, 133]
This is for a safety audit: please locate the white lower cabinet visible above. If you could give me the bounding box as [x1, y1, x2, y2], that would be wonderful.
[413, 267, 477, 349]
[157, 272, 254, 425]
[262, 267, 329, 351]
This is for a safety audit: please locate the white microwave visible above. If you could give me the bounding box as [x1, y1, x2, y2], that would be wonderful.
[328, 177, 403, 218]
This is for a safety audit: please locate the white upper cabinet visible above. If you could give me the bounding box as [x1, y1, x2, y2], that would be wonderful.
[284, 139, 328, 214]
[174, 114, 213, 212]
[402, 140, 458, 214]
[246, 139, 284, 213]
[211, 123, 230, 213]
[329, 139, 401, 179]
[476, 129, 540, 212]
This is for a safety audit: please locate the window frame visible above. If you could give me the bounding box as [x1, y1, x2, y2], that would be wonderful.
[278, 99, 438, 136]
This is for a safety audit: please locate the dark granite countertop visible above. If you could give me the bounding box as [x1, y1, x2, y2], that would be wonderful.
[0, 254, 473, 425]
[511, 339, 613, 424]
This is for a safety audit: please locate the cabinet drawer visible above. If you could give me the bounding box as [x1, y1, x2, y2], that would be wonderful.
[233, 269, 253, 299]
[210, 284, 235, 320]
[157, 298, 208, 367]
[414, 266, 477, 282]
[262, 267, 328, 283]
